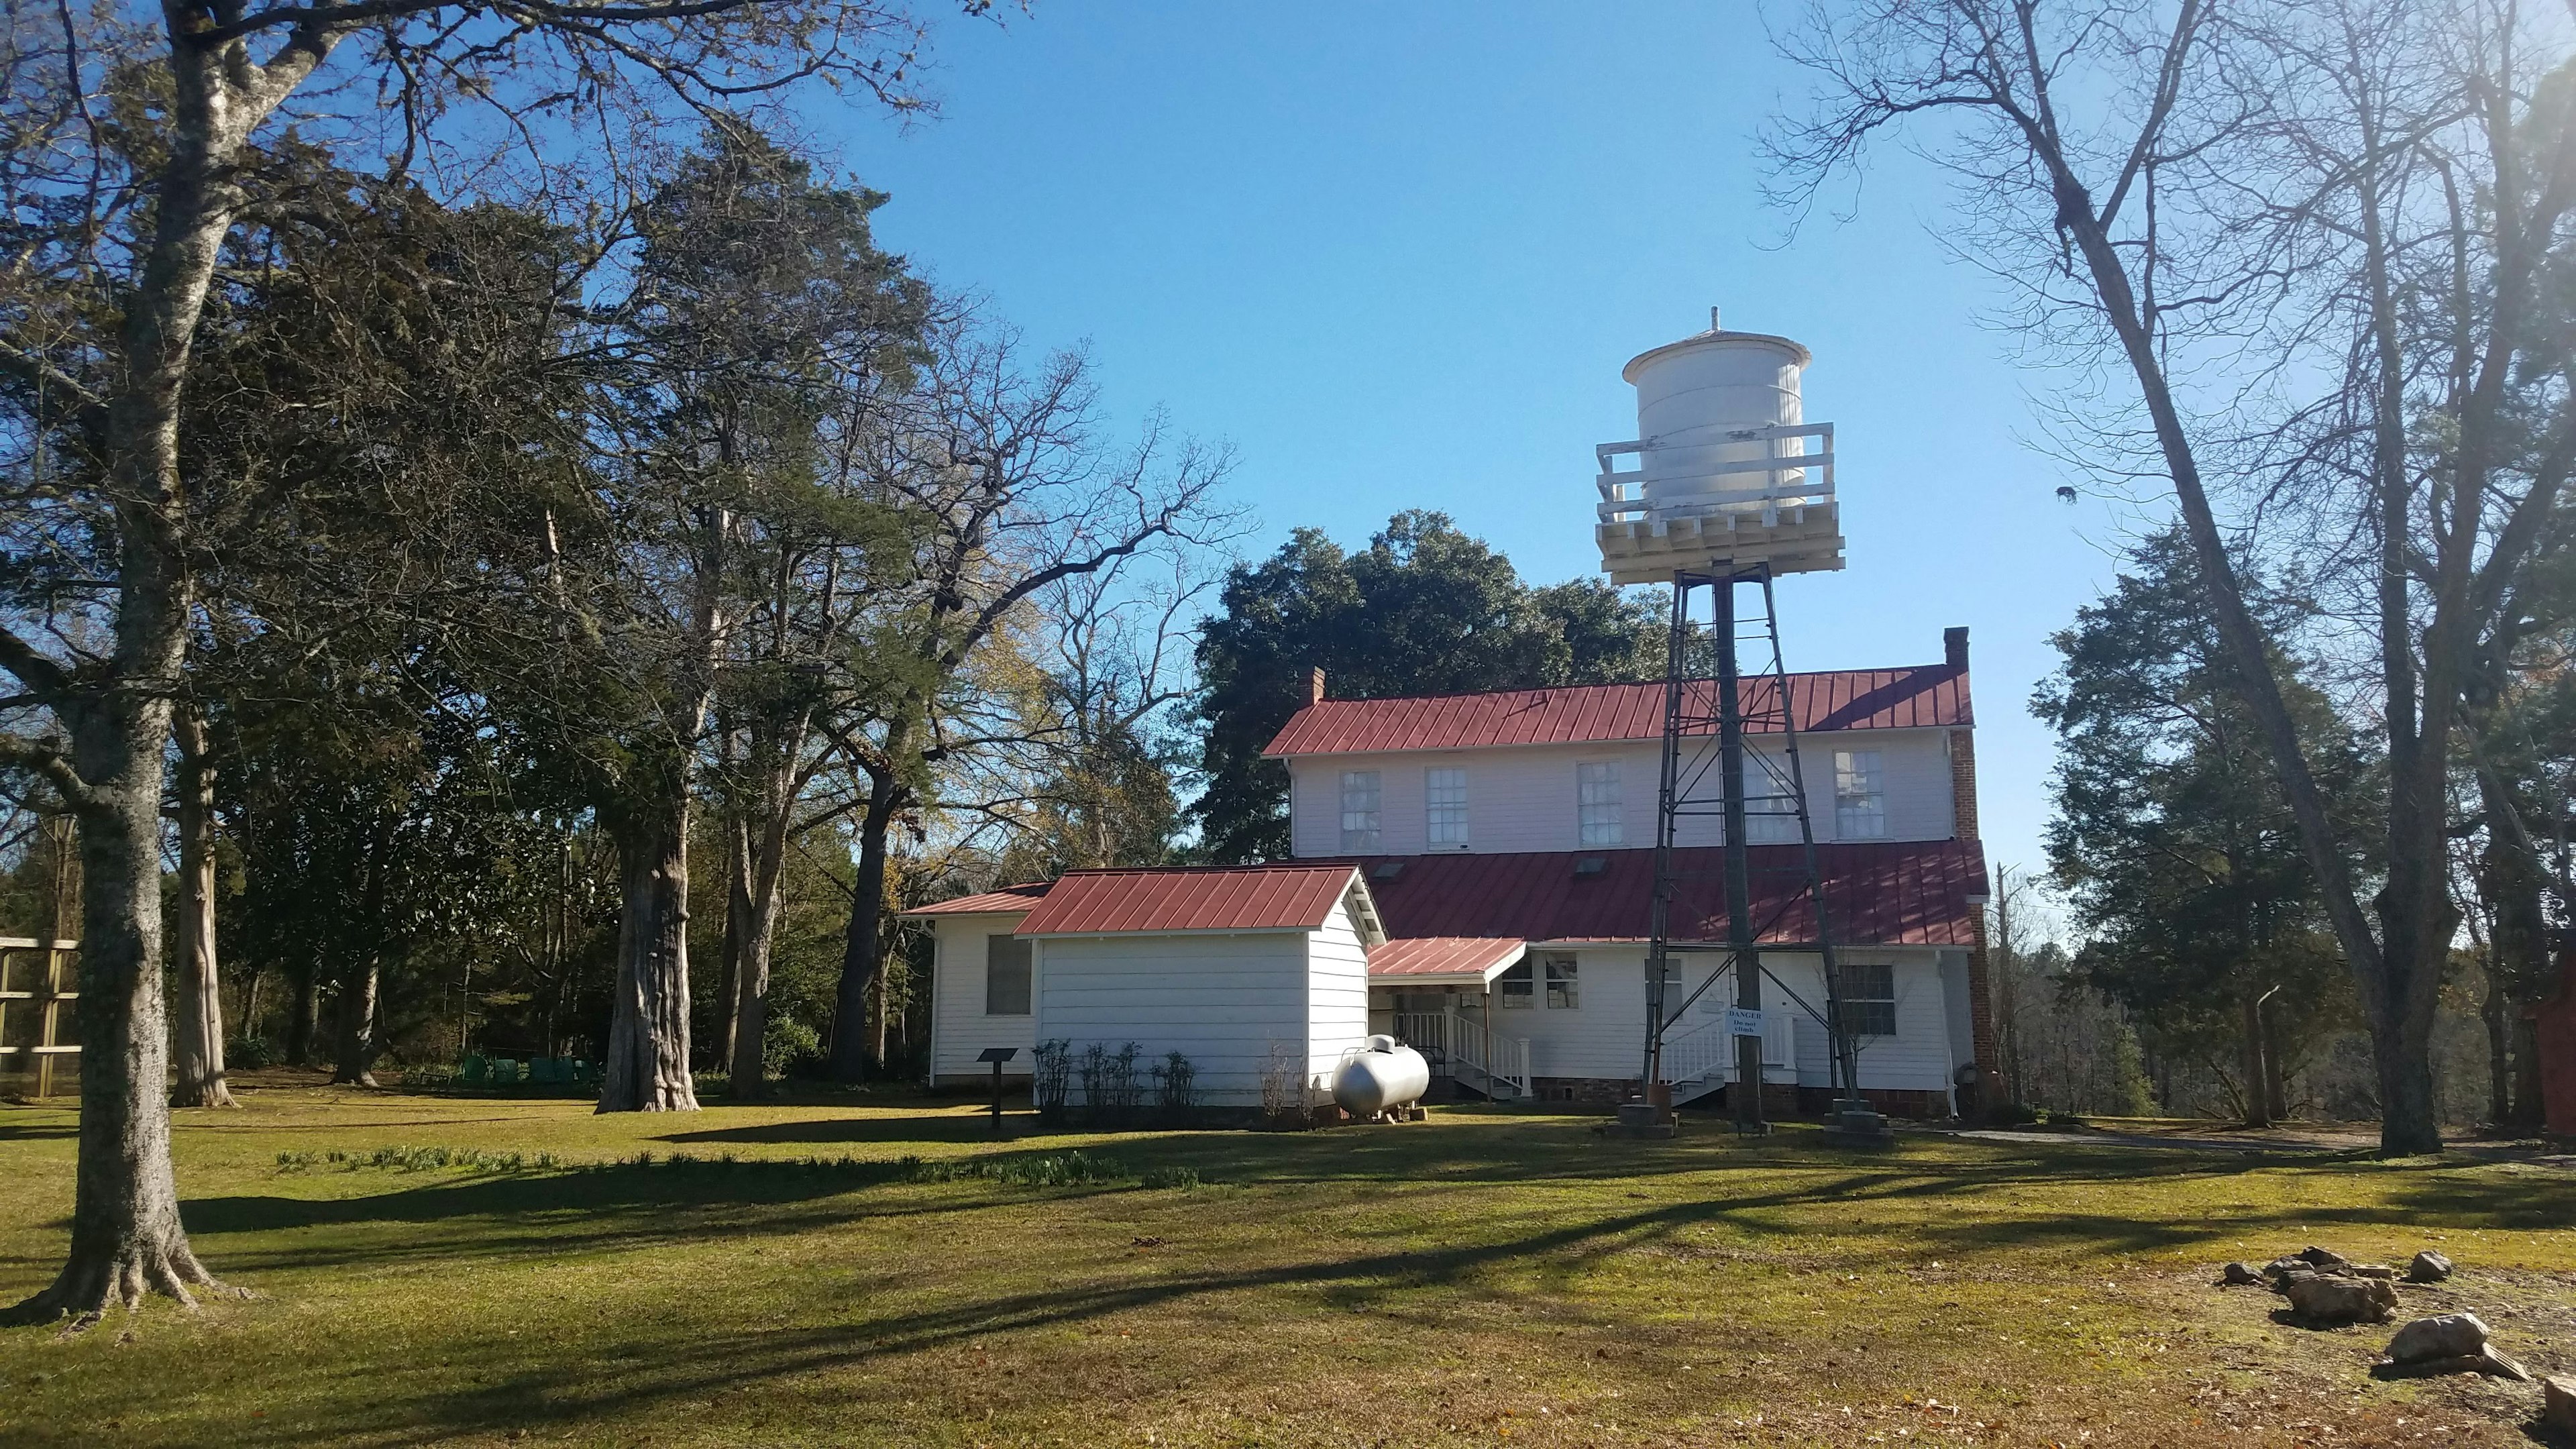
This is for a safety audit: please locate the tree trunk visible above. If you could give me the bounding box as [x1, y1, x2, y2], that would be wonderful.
[599, 794, 700, 1113]
[2239, 990, 2271, 1128]
[3, 680, 221, 1326]
[170, 708, 234, 1109]
[285, 957, 319, 1068]
[727, 722, 805, 1099]
[828, 757, 904, 1083]
[2484, 955, 2514, 1128]
[330, 955, 380, 1087]
[716, 812, 749, 1075]
[2260, 996, 2289, 1122]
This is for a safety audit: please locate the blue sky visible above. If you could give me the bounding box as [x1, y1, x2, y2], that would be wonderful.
[816, 2, 2139, 908]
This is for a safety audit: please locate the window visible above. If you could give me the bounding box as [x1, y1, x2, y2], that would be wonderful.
[1340, 770, 1382, 851]
[1839, 962, 1896, 1037]
[1426, 767, 1468, 849]
[1496, 959, 1534, 1009]
[1577, 761, 1623, 846]
[984, 934, 1032, 1016]
[1742, 753, 1800, 845]
[1544, 955, 1580, 1009]
[1834, 750, 1886, 839]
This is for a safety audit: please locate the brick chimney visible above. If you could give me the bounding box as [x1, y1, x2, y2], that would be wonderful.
[1308, 667, 1326, 706]
[1936, 621, 2004, 1117]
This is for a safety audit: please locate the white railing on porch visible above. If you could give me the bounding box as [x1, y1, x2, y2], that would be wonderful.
[1393, 1012, 1531, 1099]
[1662, 1013, 1799, 1097]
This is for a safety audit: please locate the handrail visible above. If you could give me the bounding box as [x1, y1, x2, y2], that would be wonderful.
[1394, 1012, 1530, 1098]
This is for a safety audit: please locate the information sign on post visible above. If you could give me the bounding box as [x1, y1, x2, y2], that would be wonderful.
[1726, 1007, 1766, 1040]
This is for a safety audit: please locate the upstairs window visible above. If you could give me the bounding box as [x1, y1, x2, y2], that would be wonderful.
[1840, 962, 1896, 1037]
[1741, 753, 1801, 845]
[1496, 959, 1534, 1008]
[1544, 955, 1580, 1010]
[1425, 767, 1468, 848]
[1834, 749, 1886, 839]
[1340, 769, 1382, 851]
[984, 935, 1032, 1016]
[1576, 761, 1623, 847]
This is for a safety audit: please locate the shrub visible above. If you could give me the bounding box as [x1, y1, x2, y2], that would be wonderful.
[1078, 1040, 1144, 1126]
[1152, 1050, 1197, 1121]
[763, 1017, 822, 1081]
[1139, 1165, 1201, 1190]
[1032, 1038, 1072, 1120]
[1259, 1042, 1307, 1129]
[228, 1036, 280, 1069]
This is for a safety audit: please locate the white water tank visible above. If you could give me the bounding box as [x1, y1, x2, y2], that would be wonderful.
[1595, 310, 1845, 583]
[1333, 1036, 1430, 1118]
[1627, 330, 1810, 513]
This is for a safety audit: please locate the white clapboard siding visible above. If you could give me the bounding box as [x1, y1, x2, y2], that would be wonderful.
[1305, 902, 1373, 1085]
[928, 914, 1038, 1083]
[1493, 948, 1954, 1093]
[1769, 952, 1955, 1093]
[1287, 728, 1957, 858]
[1034, 930, 1311, 1106]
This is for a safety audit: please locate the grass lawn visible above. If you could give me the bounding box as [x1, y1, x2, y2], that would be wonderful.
[2, 1081, 2571, 1447]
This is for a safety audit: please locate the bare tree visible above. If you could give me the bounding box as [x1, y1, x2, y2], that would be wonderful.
[824, 321, 1241, 1080]
[1769, 0, 2576, 1155]
[0, 0, 962, 1328]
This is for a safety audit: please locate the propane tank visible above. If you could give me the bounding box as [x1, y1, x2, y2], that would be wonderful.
[1334, 1034, 1431, 1118]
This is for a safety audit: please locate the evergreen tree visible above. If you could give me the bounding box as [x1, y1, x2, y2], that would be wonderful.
[1191, 511, 1661, 863]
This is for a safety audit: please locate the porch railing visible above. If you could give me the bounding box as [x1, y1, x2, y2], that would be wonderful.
[1662, 1012, 1799, 1096]
[1393, 1012, 1531, 1099]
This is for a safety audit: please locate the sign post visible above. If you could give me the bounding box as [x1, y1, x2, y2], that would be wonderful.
[976, 1046, 1018, 1132]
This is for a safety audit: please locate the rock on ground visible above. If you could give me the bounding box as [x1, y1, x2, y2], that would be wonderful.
[2369, 1350, 2530, 1383]
[2408, 1249, 2453, 1283]
[2544, 1375, 2576, 1434]
[2221, 1261, 2261, 1286]
[2385, 1313, 2489, 1364]
[2282, 1273, 2397, 1326]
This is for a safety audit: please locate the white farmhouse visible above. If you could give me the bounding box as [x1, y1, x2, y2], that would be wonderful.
[906, 627, 1995, 1117]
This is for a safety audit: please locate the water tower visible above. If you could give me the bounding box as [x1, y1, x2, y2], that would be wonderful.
[1600, 310, 1866, 1140]
[1595, 311, 1842, 580]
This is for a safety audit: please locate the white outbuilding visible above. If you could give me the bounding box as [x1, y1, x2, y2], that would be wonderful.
[908, 863, 1387, 1106]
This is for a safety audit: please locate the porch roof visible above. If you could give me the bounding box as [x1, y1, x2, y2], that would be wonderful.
[1365, 936, 1527, 985]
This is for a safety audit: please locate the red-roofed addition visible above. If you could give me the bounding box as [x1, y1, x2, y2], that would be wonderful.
[1366, 936, 1527, 983]
[1261, 666, 1970, 757]
[1013, 864, 1369, 937]
[899, 881, 1052, 918]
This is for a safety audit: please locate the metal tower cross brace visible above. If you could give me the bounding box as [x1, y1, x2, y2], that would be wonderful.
[1638, 568, 1862, 1130]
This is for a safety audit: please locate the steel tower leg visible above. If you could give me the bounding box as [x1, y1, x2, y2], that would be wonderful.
[1713, 577, 1766, 1134]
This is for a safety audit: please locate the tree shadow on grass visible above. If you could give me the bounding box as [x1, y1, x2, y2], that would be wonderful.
[173, 1157, 1087, 1277]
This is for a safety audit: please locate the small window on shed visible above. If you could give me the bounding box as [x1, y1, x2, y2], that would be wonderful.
[1544, 955, 1580, 1010]
[1497, 959, 1534, 1009]
[1841, 962, 1896, 1038]
[985, 934, 1032, 1016]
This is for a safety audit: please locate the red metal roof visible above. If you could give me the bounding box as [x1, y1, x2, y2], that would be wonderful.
[1012, 864, 1363, 936]
[1365, 936, 1527, 981]
[1262, 666, 1971, 757]
[898, 881, 1053, 917]
[1354, 841, 1988, 948]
